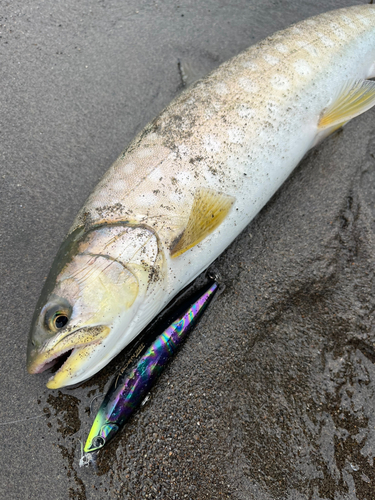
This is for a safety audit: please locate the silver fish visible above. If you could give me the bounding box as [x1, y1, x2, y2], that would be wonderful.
[27, 5, 375, 388]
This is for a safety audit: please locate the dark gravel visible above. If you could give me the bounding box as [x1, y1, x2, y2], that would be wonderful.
[1, 1, 374, 499]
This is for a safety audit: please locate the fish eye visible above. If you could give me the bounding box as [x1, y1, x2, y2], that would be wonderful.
[44, 299, 72, 333]
[54, 314, 69, 329]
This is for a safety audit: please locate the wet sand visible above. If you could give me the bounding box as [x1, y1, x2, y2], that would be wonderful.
[1, 1, 374, 499]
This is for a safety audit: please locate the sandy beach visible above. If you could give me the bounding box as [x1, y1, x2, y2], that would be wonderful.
[1, 1, 374, 498]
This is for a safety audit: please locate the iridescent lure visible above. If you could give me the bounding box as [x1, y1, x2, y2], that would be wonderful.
[83, 281, 218, 455]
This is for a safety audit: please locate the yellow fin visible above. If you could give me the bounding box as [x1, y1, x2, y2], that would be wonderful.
[319, 79, 375, 129]
[170, 188, 235, 258]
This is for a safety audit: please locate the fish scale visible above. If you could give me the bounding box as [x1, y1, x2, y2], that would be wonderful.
[74, 6, 375, 238]
[27, 5, 375, 389]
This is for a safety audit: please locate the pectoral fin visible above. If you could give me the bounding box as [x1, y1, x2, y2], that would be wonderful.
[170, 188, 235, 258]
[318, 79, 375, 129]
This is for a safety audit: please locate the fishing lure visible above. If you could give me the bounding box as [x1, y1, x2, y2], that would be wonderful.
[81, 280, 218, 460]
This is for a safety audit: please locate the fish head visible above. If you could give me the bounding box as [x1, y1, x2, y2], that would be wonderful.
[27, 224, 166, 389]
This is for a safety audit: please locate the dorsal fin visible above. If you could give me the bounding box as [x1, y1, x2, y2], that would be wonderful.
[318, 79, 375, 129]
[170, 188, 235, 258]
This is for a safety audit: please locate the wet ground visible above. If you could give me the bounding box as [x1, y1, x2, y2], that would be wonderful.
[1, 0, 375, 499]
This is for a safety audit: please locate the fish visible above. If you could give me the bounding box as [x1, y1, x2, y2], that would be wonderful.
[81, 280, 218, 459]
[27, 5, 375, 389]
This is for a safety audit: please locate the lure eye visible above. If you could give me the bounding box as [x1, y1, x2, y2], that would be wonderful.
[92, 436, 105, 449]
[44, 299, 72, 333]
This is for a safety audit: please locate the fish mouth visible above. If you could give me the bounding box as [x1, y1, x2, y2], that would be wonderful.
[29, 346, 75, 374]
[27, 325, 110, 389]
